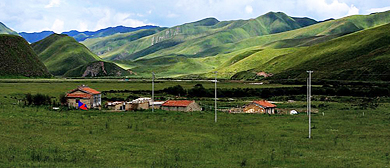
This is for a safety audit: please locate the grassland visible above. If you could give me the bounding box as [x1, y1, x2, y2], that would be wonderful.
[0, 80, 389, 167]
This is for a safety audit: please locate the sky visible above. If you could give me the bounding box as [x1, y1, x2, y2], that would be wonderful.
[1, 0, 390, 33]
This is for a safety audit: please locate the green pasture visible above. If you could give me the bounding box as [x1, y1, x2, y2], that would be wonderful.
[0, 81, 389, 167]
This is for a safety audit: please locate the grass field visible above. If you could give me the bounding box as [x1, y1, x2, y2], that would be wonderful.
[0, 80, 389, 167]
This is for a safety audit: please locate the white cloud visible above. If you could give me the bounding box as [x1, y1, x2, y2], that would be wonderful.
[367, 6, 390, 14]
[245, 5, 253, 14]
[347, 4, 360, 16]
[45, 0, 60, 8]
[302, 0, 360, 19]
[92, 8, 152, 30]
[51, 19, 64, 33]
[167, 12, 179, 18]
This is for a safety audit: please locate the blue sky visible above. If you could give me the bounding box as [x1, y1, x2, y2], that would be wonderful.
[1, 0, 390, 33]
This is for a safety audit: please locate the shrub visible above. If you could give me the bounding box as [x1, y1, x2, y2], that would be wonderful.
[25, 93, 52, 106]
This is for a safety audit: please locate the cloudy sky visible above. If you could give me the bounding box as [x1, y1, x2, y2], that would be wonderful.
[1, 0, 390, 33]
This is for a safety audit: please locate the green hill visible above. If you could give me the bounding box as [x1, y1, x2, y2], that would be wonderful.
[82, 10, 390, 79]
[236, 23, 390, 81]
[63, 61, 132, 77]
[31, 34, 101, 76]
[0, 35, 50, 77]
[0, 22, 19, 36]
[82, 28, 165, 60]
[85, 12, 318, 61]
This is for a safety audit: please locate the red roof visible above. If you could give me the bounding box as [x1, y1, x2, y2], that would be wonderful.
[80, 87, 101, 94]
[66, 93, 92, 98]
[253, 100, 276, 108]
[68, 86, 101, 95]
[162, 100, 194, 107]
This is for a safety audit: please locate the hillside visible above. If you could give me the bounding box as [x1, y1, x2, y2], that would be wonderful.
[233, 23, 390, 81]
[31, 34, 101, 76]
[63, 61, 132, 77]
[19, 31, 54, 43]
[107, 10, 390, 79]
[0, 22, 19, 36]
[85, 12, 318, 60]
[0, 34, 50, 77]
[265, 23, 390, 81]
[82, 28, 165, 59]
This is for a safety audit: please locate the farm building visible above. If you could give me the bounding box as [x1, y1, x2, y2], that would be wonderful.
[243, 100, 276, 114]
[151, 101, 165, 109]
[106, 98, 153, 111]
[126, 98, 151, 111]
[66, 85, 101, 109]
[106, 101, 126, 111]
[161, 100, 202, 112]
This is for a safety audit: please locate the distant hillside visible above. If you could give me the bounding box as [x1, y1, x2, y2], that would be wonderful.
[62, 25, 160, 42]
[0, 22, 19, 36]
[87, 12, 319, 60]
[0, 34, 50, 77]
[63, 61, 132, 77]
[19, 31, 54, 43]
[31, 34, 101, 76]
[82, 28, 165, 59]
[235, 23, 390, 81]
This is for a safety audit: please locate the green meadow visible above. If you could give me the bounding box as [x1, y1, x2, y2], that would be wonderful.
[0, 80, 389, 167]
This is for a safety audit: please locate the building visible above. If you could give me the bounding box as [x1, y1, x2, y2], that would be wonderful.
[161, 100, 202, 112]
[106, 101, 126, 111]
[65, 85, 101, 109]
[126, 98, 151, 111]
[150, 101, 165, 109]
[243, 100, 276, 114]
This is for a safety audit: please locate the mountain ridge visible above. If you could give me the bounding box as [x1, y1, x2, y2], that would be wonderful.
[31, 34, 101, 76]
[19, 25, 160, 43]
[0, 34, 50, 77]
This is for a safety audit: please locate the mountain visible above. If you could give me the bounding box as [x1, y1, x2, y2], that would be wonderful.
[63, 61, 132, 77]
[0, 22, 19, 36]
[85, 12, 319, 61]
[19, 31, 54, 43]
[252, 22, 390, 81]
[81, 11, 390, 79]
[82, 28, 165, 59]
[19, 25, 159, 43]
[62, 25, 160, 42]
[0, 34, 50, 77]
[31, 34, 101, 76]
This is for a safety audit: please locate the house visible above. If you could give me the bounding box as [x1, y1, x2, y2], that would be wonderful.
[161, 100, 202, 112]
[106, 101, 126, 111]
[126, 98, 151, 111]
[65, 85, 101, 109]
[243, 100, 276, 114]
[150, 101, 165, 109]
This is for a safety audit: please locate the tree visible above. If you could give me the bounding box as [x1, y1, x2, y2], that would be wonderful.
[59, 93, 67, 105]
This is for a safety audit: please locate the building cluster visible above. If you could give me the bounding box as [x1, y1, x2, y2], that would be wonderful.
[64, 86, 277, 114]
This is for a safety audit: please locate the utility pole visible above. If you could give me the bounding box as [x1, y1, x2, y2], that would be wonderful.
[152, 72, 155, 112]
[307, 71, 313, 139]
[307, 76, 309, 116]
[215, 71, 217, 123]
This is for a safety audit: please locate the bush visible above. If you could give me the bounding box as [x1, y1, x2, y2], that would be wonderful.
[25, 93, 52, 106]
